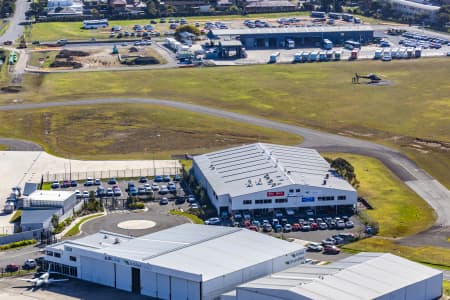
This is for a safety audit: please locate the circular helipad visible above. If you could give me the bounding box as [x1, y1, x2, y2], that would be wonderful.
[117, 220, 156, 230]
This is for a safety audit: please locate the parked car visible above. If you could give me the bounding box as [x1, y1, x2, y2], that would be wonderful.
[23, 259, 36, 270]
[205, 217, 221, 225]
[75, 190, 82, 198]
[139, 176, 148, 183]
[336, 220, 346, 229]
[151, 183, 159, 191]
[96, 186, 105, 197]
[175, 197, 185, 205]
[189, 203, 199, 209]
[263, 224, 273, 232]
[138, 186, 146, 195]
[159, 185, 169, 194]
[345, 221, 354, 228]
[94, 179, 101, 185]
[323, 245, 340, 254]
[286, 209, 295, 216]
[61, 180, 70, 188]
[154, 175, 163, 182]
[283, 224, 292, 232]
[307, 242, 323, 252]
[6, 264, 19, 272]
[128, 187, 138, 196]
[83, 191, 90, 198]
[70, 180, 78, 187]
[108, 177, 117, 185]
[319, 222, 328, 230]
[162, 175, 171, 182]
[274, 211, 283, 218]
[113, 186, 121, 197]
[106, 188, 113, 197]
[173, 174, 181, 182]
[159, 198, 169, 205]
[51, 180, 60, 189]
[187, 195, 196, 203]
[168, 182, 176, 192]
[292, 223, 301, 231]
[84, 178, 94, 186]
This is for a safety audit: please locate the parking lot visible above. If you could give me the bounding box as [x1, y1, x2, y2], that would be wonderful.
[49, 174, 189, 209]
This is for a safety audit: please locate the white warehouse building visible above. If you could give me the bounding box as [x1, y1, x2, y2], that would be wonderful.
[192, 143, 357, 216]
[223, 252, 443, 300]
[44, 224, 305, 300]
[24, 190, 77, 214]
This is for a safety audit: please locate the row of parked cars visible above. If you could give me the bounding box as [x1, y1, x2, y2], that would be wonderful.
[306, 232, 357, 254]
[231, 214, 354, 233]
[401, 31, 449, 48]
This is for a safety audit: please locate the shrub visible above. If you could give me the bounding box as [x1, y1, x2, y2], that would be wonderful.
[0, 239, 37, 251]
[128, 201, 145, 210]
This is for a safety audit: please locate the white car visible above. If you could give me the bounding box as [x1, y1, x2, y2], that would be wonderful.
[286, 209, 295, 216]
[75, 190, 81, 198]
[151, 183, 159, 191]
[204, 217, 221, 225]
[82, 191, 90, 198]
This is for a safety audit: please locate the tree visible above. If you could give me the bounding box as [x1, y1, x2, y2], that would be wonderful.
[51, 214, 59, 229]
[329, 157, 360, 188]
[227, 5, 240, 14]
[146, 0, 160, 17]
[175, 24, 200, 38]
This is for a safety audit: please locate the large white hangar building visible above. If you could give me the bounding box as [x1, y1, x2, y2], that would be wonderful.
[192, 143, 357, 216]
[223, 252, 443, 300]
[44, 224, 305, 299]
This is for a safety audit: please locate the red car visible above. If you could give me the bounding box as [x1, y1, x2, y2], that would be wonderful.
[323, 245, 340, 254]
[5, 264, 19, 272]
[310, 222, 319, 231]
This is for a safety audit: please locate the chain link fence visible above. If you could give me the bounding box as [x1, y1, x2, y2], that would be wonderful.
[44, 167, 182, 182]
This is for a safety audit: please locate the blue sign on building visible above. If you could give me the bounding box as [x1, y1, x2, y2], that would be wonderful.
[302, 197, 315, 202]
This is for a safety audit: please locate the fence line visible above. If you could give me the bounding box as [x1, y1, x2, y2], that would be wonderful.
[44, 167, 182, 182]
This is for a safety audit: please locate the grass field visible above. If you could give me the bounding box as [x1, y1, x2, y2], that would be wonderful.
[444, 280, 450, 296]
[28, 51, 58, 68]
[63, 213, 104, 237]
[0, 104, 301, 159]
[323, 153, 435, 237]
[343, 238, 450, 268]
[326, 153, 447, 267]
[3, 59, 447, 186]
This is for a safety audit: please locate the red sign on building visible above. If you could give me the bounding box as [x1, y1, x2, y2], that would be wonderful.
[267, 191, 285, 197]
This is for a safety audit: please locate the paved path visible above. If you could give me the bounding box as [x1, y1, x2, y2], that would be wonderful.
[0, 98, 449, 231]
[0, 0, 29, 43]
[0, 138, 42, 151]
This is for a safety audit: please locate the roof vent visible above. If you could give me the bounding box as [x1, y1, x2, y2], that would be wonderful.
[257, 178, 262, 185]
[113, 238, 120, 244]
[325, 174, 329, 179]
[271, 183, 276, 187]
[104, 235, 108, 239]
[287, 171, 291, 175]
[322, 180, 327, 185]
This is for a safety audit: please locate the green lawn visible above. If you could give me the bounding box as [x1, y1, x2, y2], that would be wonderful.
[324, 153, 435, 237]
[444, 280, 450, 296]
[0, 104, 301, 159]
[343, 238, 450, 268]
[28, 51, 58, 68]
[170, 209, 203, 224]
[63, 213, 104, 237]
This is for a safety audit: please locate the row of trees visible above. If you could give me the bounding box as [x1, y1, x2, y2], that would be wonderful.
[326, 157, 360, 188]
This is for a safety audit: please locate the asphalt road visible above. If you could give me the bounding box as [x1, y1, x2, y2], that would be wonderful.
[0, 0, 29, 43]
[0, 98, 449, 230]
[0, 138, 42, 151]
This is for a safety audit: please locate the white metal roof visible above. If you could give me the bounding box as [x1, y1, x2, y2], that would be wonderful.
[238, 252, 443, 299]
[50, 224, 304, 281]
[21, 208, 61, 225]
[28, 190, 75, 202]
[193, 143, 355, 197]
[212, 25, 374, 36]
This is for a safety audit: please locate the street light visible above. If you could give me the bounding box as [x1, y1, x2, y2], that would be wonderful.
[153, 133, 160, 177]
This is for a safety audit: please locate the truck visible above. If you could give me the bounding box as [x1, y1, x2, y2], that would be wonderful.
[268, 52, 280, 63]
[322, 39, 333, 50]
[414, 47, 422, 58]
[319, 51, 327, 61]
[293, 52, 302, 63]
[374, 49, 383, 59]
[286, 39, 295, 49]
[309, 51, 318, 62]
[302, 51, 310, 62]
[334, 50, 342, 60]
